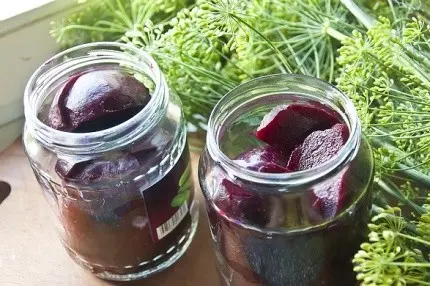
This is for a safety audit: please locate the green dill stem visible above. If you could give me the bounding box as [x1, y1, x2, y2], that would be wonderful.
[387, 0, 397, 22]
[398, 163, 430, 187]
[377, 179, 426, 214]
[371, 204, 420, 235]
[156, 53, 237, 88]
[58, 24, 123, 34]
[229, 13, 293, 73]
[397, 44, 430, 85]
[388, 262, 430, 267]
[325, 26, 348, 42]
[397, 232, 430, 247]
[340, 0, 375, 29]
[405, 278, 430, 286]
[399, 45, 430, 71]
[370, 137, 430, 187]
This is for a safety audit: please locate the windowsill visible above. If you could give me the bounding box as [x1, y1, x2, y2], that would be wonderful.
[0, 1, 85, 152]
[0, 0, 78, 35]
[0, 0, 55, 21]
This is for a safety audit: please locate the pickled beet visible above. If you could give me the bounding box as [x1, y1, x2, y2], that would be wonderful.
[219, 179, 269, 225]
[210, 96, 371, 285]
[287, 124, 349, 171]
[38, 64, 195, 276]
[55, 153, 140, 183]
[312, 168, 351, 219]
[47, 70, 150, 132]
[284, 123, 350, 219]
[46, 70, 153, 182]
[255, 104, 340, 155]
[234, 146, 290, 173]
[221, 108, 352, 227]
[47, 74, 81, 131]
[216, 146, 290, 226]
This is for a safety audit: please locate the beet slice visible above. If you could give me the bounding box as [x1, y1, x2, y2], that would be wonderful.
[47, 74, 81, 130]
[287, 124, 349, 171]
[311, 168, 351, 219]
[285, 123, 351, 219]
[72, 106, 143, 133]
[215, 147, 290, 226]
[219, 179, 269, 226]
[47, 70, 150, 132]
[256, 104, 341, 155]
[55, 153, 140, 183]
[233, 146, 290, 173]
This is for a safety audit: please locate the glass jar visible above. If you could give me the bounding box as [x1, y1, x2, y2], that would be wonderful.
[199, 74, 374, 285]
[23, 42, 199, 281]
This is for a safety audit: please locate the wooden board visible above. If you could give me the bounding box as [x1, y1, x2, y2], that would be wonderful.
[0, 140, 219, 286]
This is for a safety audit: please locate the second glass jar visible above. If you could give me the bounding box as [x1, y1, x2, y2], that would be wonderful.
[199, 74, 374, 286]
[23, 43, 199, 281]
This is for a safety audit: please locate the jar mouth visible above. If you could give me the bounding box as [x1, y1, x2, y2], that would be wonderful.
[24, 42, 166, 155]
[206, 74, 361, 188]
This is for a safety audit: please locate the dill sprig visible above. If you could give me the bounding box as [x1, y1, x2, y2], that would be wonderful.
[337, 16, 430, 187]
[353, 206, 430, 285]
[50, 0, 191, 49]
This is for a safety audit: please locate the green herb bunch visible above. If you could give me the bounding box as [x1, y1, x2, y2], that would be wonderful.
[51, 0, 191, 47]
[51, 0, 430, 284]
[337, 14, 430, 285]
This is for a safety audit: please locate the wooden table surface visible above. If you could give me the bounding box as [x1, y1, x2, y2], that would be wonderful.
[0, 140, 219, 286]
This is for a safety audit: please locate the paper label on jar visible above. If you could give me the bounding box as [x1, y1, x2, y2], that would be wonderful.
[156, 202, 188, 240]
[142, 145, 192, 242]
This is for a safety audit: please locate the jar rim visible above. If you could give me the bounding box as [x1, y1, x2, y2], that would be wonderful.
[206, 74, 361, 188]
[24, 42, 167, 155]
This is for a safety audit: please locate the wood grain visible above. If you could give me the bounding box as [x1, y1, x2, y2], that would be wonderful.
[0, 140, 219, 286]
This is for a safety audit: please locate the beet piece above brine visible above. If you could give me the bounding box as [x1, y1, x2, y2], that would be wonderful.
[285, 123, 352, 219]
[47, 70, 150, 132]
[55, 153, 141, 183]
[233, 146, 290, 173]
[255, 104, 341, 156]
[287, 124, 349, 171]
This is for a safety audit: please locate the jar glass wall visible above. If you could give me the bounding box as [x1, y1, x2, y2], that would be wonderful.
[199, 74, 374, 285]
[23, 43, 199, 281]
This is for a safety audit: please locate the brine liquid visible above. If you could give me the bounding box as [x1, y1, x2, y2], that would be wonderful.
[35, 144, 197, 279]
[207, 187, 371, 286]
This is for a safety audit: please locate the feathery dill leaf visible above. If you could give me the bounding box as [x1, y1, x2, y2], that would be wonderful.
[337, 17, 430, 176]
[50, 0, 191, 49]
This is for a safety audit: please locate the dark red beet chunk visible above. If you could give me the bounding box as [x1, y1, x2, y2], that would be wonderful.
[256, 104, 341, 155]
[216, 147, 289, 226]
[47, 70, 150, 132]
[219, 179, 269, 225]
[233, 146, 290, 173]
[47, 70, 152, 182]
[286, 123, 351, 219]
[311, 168, 351, 219]
[55, 153, 140, 183]
[287, 124, 349, 171]
[47, 74, 81, 130]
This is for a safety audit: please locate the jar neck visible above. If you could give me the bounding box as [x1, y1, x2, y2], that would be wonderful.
[206, 74, 361, 190]
[24, 42, 168, 155]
